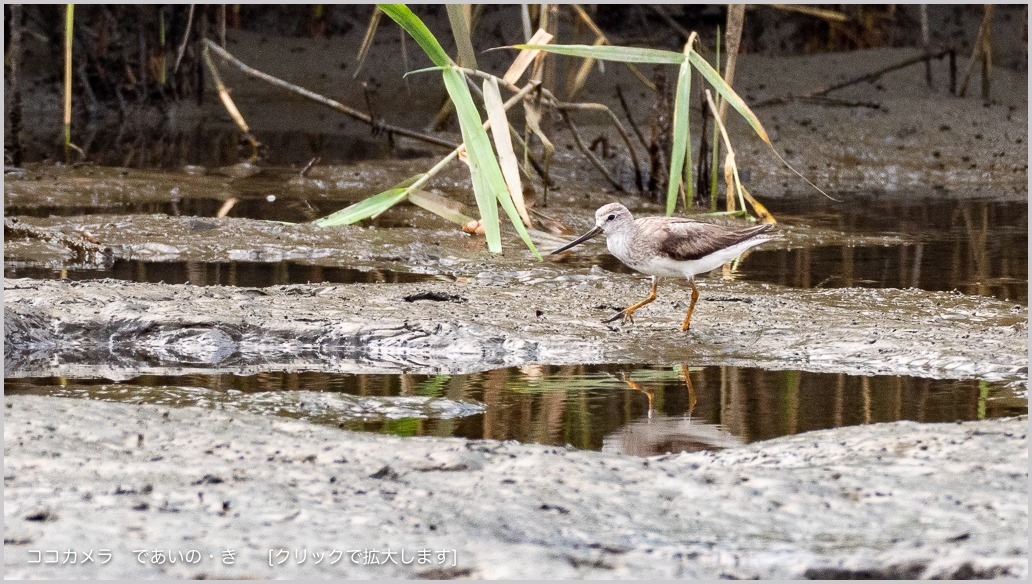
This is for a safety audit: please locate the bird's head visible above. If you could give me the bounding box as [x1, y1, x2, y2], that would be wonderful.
[594, 203, 634, 235]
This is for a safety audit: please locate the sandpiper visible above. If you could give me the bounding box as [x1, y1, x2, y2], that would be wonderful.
[551, 203, 774, 331]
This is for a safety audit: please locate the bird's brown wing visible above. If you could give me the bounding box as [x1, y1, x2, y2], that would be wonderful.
[653, 220, 773, 261]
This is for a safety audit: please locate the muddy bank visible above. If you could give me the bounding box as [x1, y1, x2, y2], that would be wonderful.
[2, 207, 903, 273]
[9, 28, 1028, 199]
[5, 276, 1026, 385]
[4, 395, 1026, 579]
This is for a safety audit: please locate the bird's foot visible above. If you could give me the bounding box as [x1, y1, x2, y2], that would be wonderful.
[680, 322, 692, 333]
[602, 309, 635, 325]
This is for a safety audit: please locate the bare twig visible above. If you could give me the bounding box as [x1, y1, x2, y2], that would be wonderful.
[172, 5, 195, 77]
[203, 39, 458, 150]
[299, 157, 320, 178]
[949, 48, 957, 94]
[959, 5, 993, 98]
[557, 101, 644, 192]
[651, 5, 692, 40]
[560, 110, 625, 192]
[755, 49, 951, 108]
[615, 85, 649, 151]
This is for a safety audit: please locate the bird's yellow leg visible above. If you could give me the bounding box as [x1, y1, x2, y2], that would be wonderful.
[680, 279, 700, 332]
[604, 276, 659, 324]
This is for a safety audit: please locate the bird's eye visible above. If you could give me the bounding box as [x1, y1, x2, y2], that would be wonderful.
[606, 214, 615, 221]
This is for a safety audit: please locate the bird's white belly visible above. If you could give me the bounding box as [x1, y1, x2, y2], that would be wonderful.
[610, 236, 769, 279]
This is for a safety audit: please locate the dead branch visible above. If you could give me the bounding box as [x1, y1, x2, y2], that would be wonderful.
[203, 39, 459, 151]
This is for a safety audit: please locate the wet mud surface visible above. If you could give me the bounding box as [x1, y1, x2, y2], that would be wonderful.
[5, 274, 1027, 384]
[4, 396, 1026, 579]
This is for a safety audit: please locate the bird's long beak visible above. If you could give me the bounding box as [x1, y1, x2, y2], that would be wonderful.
[550, 225, 602, 255]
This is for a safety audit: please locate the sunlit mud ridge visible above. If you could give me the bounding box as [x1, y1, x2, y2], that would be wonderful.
[5, 277, 1026, 386]
[4, 396, 1026, 579]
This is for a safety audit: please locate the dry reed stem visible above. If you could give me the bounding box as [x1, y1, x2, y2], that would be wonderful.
[959, 5, 994, 98]
[705, 86, 775, 223]
[768, 4, 848, 23]
[63, 4, 74, 162]
[352, 7, 383, 79]
[447, 4, 478, 70]
[717, 5, 745, 122]
[171, 4, 195, 77]
[201, 45, 262, 159]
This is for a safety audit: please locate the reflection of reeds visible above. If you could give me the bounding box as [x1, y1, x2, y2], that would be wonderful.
[6, 365, 1023, 453]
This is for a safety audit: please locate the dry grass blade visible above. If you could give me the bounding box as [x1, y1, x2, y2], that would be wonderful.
[959, 5, 993, 98]
[566, 38, 604, 100]
[569, 4, 656, 91]
[704, 88, 777, 222]
[688, 47, 836, 201]
[409, 190, 475, 225]
[352, 7, 383, 79]
[503, 28, 553, 85]
[704, 88, 744, 211]
[740, 185, 776, 224]
[709, 26, 721, 205]
[484, 77, 531, 226]
[446, 4, 478, 70]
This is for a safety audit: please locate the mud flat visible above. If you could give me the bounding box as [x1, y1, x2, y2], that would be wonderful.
[4, 273, 1027, 384]
[3, 395, 1026, 579]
